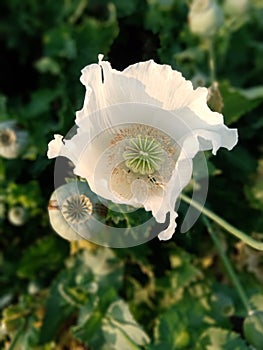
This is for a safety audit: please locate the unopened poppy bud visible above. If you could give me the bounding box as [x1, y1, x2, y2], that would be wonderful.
[223, 0, 250, 17]
[207, 82, 224, 113]
[8, 206, 28, 226]
[189, 0, 224, 38]
[0, 121, 28, 159]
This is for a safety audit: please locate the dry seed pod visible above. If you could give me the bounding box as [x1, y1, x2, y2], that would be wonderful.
[8, 206, 28, 226]
[48, 181, 98, 241]
[0, 120, 28, 159]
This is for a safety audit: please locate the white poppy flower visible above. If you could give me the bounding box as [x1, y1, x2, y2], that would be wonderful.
[48, 55, 238, 241]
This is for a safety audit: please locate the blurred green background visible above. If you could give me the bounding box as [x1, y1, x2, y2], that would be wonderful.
[1, 0, 263, 349]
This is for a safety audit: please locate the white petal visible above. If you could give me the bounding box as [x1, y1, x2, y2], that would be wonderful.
[158, 211, 178, 240]
[47, 134, 64, 158]
[47, 134, 80, 164]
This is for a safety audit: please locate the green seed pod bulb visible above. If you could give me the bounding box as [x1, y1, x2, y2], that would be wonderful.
[243, 311, 263, 349]
[8, 206, 28, 226]
[0, 120, 28, 159]
[48, 181, 99, 241]
[188, 0, 224, 38]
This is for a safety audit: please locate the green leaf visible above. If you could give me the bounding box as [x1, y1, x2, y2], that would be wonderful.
[73, 297, 150, 349]
[17, 235, 69, 280]
[39, 248, 123, 345]
[245, 159, 263, 210]
[220, 81, 263, 124]
[44, 25, 76, 59]
[157, 246, 202, 306]
[152, 305, 192, 349]
[103, 300, 150, 349]
[76, 248, 124, 290]
[249, 294, 263, 310]
[72, 288, 117, 347]
[38, 278, 75, 345]
[73, 5, 118, 71]
[1, 295, 44, 350]
[196, 327, 249, 350]
[243, 311, 263, 349]
[111, 0, 141, 17]
[22, 89, 61, 119]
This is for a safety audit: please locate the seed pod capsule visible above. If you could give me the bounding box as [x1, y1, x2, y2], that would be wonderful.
[48, 181, 100, 241]
[8, 206, 28, 226]
[0, 120, 28, 159]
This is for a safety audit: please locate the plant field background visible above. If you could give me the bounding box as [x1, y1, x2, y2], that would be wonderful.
[1, 0, 263, 349]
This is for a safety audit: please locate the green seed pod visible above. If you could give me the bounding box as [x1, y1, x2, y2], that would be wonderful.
[48, 181, 98, 241]
[0, 120, 28, 159]
[243, 311, 263, 349]
[8, 206, 28, 226]
[188, 0, 224, 38]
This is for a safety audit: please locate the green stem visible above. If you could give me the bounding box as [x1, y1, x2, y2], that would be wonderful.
[203, 216, 252, 314]
[208, 39, 216, 84]
[180, 193, 263, 251]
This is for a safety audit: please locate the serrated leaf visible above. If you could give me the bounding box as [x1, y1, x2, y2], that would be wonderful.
[220, 81, 263, 124]
[72, 288, 117, 347]
[73, 296, 150, 349]
[103, 300, 150, 348]
[157, 246, 202, 299]
[39, 249, 123, 345]
[73, 6, 118, 71]
[39, 282, 74, 345]
[243, 311, 263, 349]
[153, 305, 192, 349]
[76, 248, 124, 290]
[1, 296, 44, 350]
[197, 327, 249, 350]
[17, 235, 69, 280]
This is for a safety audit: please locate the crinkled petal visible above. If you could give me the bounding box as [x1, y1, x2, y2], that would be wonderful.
[47, 134, 65, 158]
[78, 57, 225, 126]
[47, 134, 81, 164]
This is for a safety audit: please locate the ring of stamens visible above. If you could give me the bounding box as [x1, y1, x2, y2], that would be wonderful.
[62, 194, 93, 224]
[123, 135, 163, 175]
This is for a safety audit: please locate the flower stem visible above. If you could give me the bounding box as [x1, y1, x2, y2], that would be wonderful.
[180, 193, 263, 251]
[203, 216, 252, 314]
[208, 39, 216, 84]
